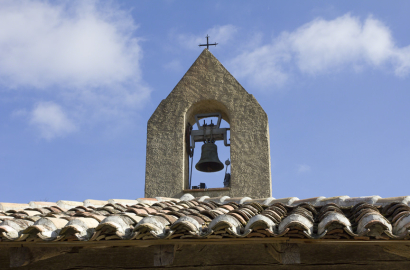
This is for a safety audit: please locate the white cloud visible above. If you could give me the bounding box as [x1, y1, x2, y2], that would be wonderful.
[0, 0, 142, 89]
[0, 0, 150, 138]
[229, 14, 410, 88]
[230, 42, 291, 88]
[30, 102, 76, 139]
[297, 164, 311, 173]
[288, 14, 396, 73]
[177, 25, 238, 50]
[395, 46, 410, 76]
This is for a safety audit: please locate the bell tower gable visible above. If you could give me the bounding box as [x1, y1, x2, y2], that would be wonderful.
[145, 49, 272, 199]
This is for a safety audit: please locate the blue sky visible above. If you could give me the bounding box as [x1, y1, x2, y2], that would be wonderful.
[1, 0, 410, 203]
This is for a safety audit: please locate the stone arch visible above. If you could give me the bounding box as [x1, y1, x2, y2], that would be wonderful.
[184, 99, 231, 190]
[185, 99, 231, 127]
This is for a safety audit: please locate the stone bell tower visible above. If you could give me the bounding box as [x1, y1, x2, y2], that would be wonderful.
[145, 49, 271, 199]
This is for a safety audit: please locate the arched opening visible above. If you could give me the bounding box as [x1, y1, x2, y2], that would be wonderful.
[189, 118, 230, 189]
[185, 100, 231, 190]
[185, 99, 231, 126]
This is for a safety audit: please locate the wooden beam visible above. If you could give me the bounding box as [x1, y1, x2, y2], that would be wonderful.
[1, 244, 410, 269]
[1, 238, 410, 249]
[265, 243, 281, 263]
[383, 245, 410, 259]
[9, 246, 75, 268]
[153, 245, 174, 266]
[281, 243, 300, 264]
[265, 243, 300, 265]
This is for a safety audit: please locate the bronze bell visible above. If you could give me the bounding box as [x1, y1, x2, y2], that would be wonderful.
[195, 142, 224, 172]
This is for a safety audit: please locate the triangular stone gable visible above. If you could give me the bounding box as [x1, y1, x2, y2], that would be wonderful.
[145, 49, 271, 199]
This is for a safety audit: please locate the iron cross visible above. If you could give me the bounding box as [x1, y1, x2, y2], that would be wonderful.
[199, 35, 218, 49]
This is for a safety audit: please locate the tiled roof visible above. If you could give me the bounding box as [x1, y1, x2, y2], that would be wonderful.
[1, 194, 410, 243]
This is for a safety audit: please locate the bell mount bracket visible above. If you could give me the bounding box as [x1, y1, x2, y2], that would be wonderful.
[190, 113, 230, 149]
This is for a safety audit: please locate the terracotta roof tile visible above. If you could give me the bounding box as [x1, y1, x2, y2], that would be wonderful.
[375, 196, 410, 206]
[248, 197, 276, 206]
[29, 201, 58, 208]
[0, 203, 30, 212]
[2, 194, 410, 243]
[291, 196, 326, 206]
[107, 199, 139, 206]
[56, 200, 84, 209]
[136, 198, 158, 205]
[267, 197, 299, 206]
[83, 199, 109, 208]
[203, 196, 229, 204]
[223, 197, 252, 204]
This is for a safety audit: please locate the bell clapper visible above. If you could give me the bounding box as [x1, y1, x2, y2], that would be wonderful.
[224, 159, 231, 187]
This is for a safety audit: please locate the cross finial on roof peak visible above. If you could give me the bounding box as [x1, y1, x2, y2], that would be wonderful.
[199, 35, 218, 50]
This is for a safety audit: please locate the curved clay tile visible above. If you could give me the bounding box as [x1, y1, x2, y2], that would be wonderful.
[132, 216, 170, 239]
[93, 215, 135, 240]
[21, 217, 68, 241]
[242, 214, 276, 237]
[204, 214, 242, 237]
[278, 213, 314, 237]
[169, 216, 202, 235]
[58, 217, 99, 241]
[317, 211, 353, 237]
[0, 219, 33, 241]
